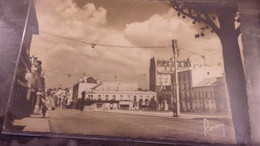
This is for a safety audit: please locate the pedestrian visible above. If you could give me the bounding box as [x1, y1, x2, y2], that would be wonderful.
[42, 103, 48, 117]
[80, 99, 84, 112]
[79, 91, 86, 112]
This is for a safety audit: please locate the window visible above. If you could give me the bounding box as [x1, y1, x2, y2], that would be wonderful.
[145, 99, 149, 105]
[98, 95, 101, 100]
[158, 75, 162, 79]
[113, 95, 116, 100]
[134, 96, 137, 101]
[120, 95, 123, 100]
[105, 95, 108, 101]
[187, 83, 190, 89]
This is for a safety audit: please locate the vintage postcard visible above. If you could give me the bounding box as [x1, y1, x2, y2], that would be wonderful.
[2, 0, 244, 144]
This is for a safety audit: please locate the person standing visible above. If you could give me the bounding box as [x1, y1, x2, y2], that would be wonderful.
[79, 91, 86, 112]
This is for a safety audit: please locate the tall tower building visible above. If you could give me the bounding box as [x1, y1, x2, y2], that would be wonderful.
[149, 57, 191, 110]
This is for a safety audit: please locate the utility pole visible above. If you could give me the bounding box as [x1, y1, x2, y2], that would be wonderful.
[202, 55, 206, 68]
[172, 40, 180, 117]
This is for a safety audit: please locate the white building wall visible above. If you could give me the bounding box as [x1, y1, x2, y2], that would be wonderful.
[77, 83, 98, 99]
[191, 66, 224, 87]
[85, 91, 156, 103]
[68, 88, 73, 103]
[95, 82, 138, 91]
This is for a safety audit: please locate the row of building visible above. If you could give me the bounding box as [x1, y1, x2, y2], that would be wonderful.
[150, 57, 229, 113]
[9, 1, 46, 117]
[12, 55, 45, 116]
[68, 57, 229, 113]
[70, 77, 156, 111]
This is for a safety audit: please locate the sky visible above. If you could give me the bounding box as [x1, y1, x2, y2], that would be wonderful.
[30, 0, 226, 89]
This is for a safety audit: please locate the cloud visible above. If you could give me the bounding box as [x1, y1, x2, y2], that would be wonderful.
[36, 0, 107, 40]
[31, 1, 224, 89]
[124, 8, 223, 65]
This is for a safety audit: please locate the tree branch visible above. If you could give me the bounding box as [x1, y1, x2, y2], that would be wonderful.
[173, 4, 220, 37]
[203, 12, 220, 36]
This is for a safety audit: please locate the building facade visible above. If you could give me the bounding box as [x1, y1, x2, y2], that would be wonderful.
[84, 81, 157, 110]
[26, 57, 45, 114]
[72, 76, 99, 101]
[213, 77, 230, 112]
[149, 57, 228, 113]
[9, 0, 39, 117]
[149, 57, 191, 110]
[190, 77, 229, 113]
[178, 65, 224, 112]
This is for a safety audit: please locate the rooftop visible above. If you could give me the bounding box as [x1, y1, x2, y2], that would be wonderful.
[92, 82, 138, 91]
[193, 77, 218, 88]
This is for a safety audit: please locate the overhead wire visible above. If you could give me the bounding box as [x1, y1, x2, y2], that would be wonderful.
[93, 0, 132, 43]
[42, 69, 82, 76]
[94, 0, 138, 44]
[39, 30, 214, 58]
[40, 31, 92, 45]
[178, 47, 204, 57]
[40, 31, 172, 49]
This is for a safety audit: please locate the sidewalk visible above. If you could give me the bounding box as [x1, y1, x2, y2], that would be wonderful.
[91, 109, 231, 120]
[12, 112, 50, 132]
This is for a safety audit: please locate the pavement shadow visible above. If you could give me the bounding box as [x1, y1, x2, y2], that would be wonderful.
[9, 125, 26, 131]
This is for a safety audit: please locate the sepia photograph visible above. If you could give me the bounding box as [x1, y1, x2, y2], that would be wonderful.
[2, 0, 247, 144]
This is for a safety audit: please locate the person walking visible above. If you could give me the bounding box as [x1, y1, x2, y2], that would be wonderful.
[41, 97, 48, 118]
[79, 99, 84, 112]
[42, 102, 48, 117]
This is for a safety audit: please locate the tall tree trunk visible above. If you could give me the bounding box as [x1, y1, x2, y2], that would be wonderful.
[219, 9, 251, 144]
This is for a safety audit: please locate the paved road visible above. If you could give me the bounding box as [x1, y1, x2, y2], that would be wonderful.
[48, 109, 236, 144]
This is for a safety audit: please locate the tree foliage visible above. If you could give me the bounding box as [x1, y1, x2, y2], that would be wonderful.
[170, 1, 251, 143]
[171, 0, 241, 38]
[149, 97, 157, 110]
